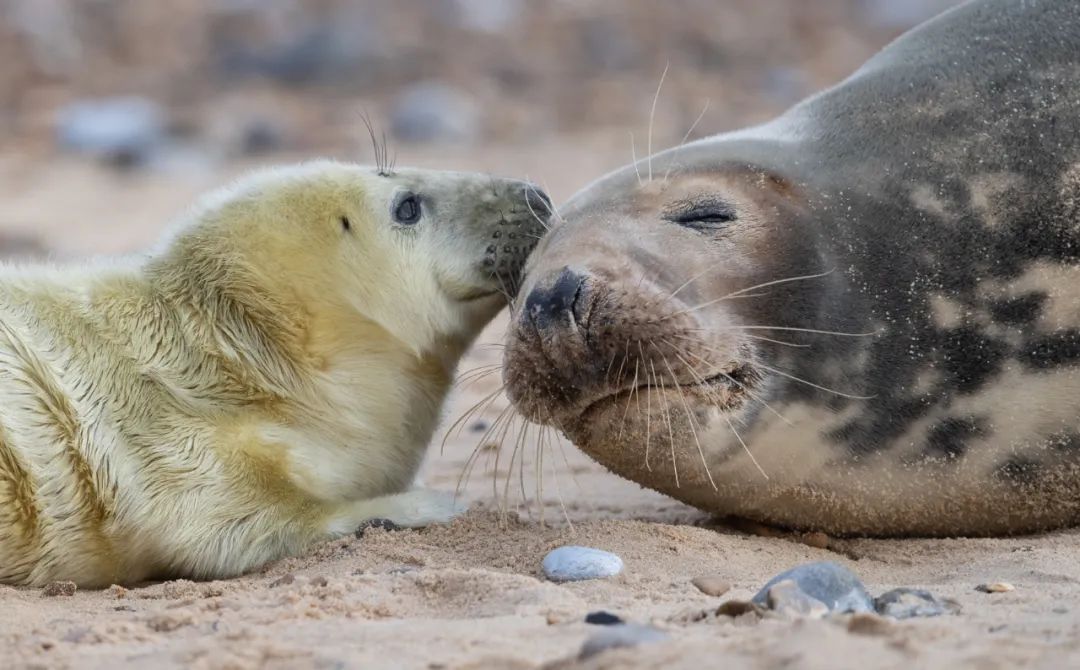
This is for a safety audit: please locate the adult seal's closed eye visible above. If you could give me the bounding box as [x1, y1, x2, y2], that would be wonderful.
[504, 0, 1080, 537]
[0, 159, 549, 586]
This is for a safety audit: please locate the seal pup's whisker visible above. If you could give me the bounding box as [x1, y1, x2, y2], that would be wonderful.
[454, 363, 503, 389]
[659, 349, 718, 491]
[663, 98, 711, 183]
[522, 177, 553, 231]
[647, 62, 670, 183]
[453, 394, 512, 495]
[539, 179, 564, 223]
[441, 384, 505, 456]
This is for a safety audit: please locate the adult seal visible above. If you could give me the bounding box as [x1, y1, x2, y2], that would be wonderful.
[504, 0, 1080, 536]
[0, 160, 548, 586]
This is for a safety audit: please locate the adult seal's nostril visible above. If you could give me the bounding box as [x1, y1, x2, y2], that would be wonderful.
[524, 267, 587, 329]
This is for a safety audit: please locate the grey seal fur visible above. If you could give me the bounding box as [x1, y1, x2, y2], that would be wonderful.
[503, 0, 1080, 536]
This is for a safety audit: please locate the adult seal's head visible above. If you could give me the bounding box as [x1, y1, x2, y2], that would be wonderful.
[504, 0, 1080, 537]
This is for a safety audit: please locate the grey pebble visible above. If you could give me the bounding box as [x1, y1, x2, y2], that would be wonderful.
[55, 97, 167, 167]
[766, 579, 830, 619]
[752, 561, 873, 614]
[390, 82, 481, 144]
[542, 546, 623, 582]
[578, 624, 669, 660]
[875, 588, 953, 619]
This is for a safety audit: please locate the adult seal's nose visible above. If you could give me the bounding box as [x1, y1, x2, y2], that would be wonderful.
[524, 267, 588, 329]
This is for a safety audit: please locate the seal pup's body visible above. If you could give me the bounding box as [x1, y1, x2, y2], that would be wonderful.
[505, 0, 1080, 536]
[0, 160, 547, 586]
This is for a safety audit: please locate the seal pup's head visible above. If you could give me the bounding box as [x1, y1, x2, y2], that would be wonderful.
[502, 145, 830, 493]
[153, 160, 550, 366]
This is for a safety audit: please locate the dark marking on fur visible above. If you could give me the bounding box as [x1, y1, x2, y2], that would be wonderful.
[924, 417, 985, 460]
[996, 456, 1042, 484]
[939, 327, 1008, 393]
[989, 293, 1047, 325]
[1019, 331, 1080, 369]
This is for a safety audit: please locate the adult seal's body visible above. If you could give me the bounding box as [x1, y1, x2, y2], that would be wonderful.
[504, 0, 1080, 536]
[0, 160, 548, 586]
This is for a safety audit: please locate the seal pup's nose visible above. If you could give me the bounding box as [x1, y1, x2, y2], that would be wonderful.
[525, 266, 588, 329]
[512, 182, 552, 220]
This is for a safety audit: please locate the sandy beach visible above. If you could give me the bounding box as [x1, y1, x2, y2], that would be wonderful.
[2, 137, 1080, 669]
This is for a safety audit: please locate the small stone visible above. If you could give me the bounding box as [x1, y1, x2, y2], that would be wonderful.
[691, 575, 731, 597]
[239, 119, 284, 156]
[356, 518, 403, 538]
[55, 97, 167, 168]
[42, 581, 77, 597]
[578, 624, 669, 660]
[390, 82, 481, 144]
[800, 532, 831, 550]
[107, 584, 128, 599]
[874, 588, 950, 619]
[585, 611, 624, 625]
[269, 574, 296, 588]
[542, 546, 623, 582]
[752, 562, 873, 614]
[766, 580, 830, 619]
[309, 575, 329, 587]
[114, 606, 136, 612]
[61, 627, 95, 644]
[976, 582, 1015, 593]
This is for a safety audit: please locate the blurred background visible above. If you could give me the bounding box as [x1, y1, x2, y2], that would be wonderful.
[0, 0, 965, 259]
[0, 0, 969, 511]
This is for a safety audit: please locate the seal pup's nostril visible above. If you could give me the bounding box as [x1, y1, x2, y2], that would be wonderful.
[525, 187, 552, 217]
[524, 267, 587, 329]
[512, 182, 552, 219]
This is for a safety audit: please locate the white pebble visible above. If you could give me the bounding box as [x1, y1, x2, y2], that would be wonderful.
[542, 546, 623, 582]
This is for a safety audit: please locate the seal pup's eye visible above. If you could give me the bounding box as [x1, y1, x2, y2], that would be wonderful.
[663, 197, 737, 231]
[392, 192, 422, 225]
[340, 216, 351, 232]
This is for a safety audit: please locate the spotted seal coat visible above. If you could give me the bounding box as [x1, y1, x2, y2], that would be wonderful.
[0, 160, 548, 586]
[504, 0, 1080, 536]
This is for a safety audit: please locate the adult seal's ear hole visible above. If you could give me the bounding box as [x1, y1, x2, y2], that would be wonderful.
[502, 0, 1080, 538]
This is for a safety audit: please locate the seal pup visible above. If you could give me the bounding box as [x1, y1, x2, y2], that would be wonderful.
[504, 0, 1080, 536]
[0, 159, 549, 586]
